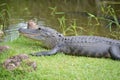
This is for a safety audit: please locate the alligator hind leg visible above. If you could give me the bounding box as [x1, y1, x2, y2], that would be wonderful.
[109, 45, 120, 60]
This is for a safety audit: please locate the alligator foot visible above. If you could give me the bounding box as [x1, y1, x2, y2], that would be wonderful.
[30, 51, 51, 56]
[30, 47, 59, 56]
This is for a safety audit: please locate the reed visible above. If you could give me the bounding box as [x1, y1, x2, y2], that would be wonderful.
[0, 3, 10, 30]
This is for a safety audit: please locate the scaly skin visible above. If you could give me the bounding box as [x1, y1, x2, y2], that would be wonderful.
[19, 21, 120, 60]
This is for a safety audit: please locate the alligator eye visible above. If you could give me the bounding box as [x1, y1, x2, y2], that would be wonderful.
[38, 27, 41, 30]
[58, 35, 61, 37]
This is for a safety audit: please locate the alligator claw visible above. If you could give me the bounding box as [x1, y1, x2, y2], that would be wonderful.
[29, 53, 42, 56]
[29, 52, 50, 56]
[29, 53, 38, 56]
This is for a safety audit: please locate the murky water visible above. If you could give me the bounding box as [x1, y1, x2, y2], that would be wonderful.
[1, 0, 120, 41]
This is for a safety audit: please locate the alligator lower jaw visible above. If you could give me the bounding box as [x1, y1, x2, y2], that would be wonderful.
[19, 32, 44, 42]
[20, 33, 35, 38]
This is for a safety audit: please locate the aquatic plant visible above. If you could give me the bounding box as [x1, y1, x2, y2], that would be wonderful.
[101, 5, 120, 31]
[49, 7, 83, 36]
[0, 3, 10, 30]
[58, 16, 68, 35]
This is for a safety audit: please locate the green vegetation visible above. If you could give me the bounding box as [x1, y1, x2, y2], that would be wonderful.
[0, 36, 120, 80]
[49, 4, 120, 38]
[99, 5, 120, 31]
[0, 0, 120, 80]
[0, 3, 10, 30]
[49, 7, 85, 36]
[58, 16, 80, 36]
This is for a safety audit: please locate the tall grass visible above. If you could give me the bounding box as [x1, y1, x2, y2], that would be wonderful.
[58, 16, 67, 35]
[0, 3, 10, 30]
[50, 7, 85, 36]
[100, 4, 120, 31]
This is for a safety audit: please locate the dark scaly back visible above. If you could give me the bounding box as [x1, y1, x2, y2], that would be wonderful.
[38, 25, 120, 47]
[64, 36, 120, 45]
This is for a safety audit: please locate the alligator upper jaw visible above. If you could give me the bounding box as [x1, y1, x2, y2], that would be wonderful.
[19, 28, 36, 36]
[18, 28, 43, 41]
[19, 28, 34, 34]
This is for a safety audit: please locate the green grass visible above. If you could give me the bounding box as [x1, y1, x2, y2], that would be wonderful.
[0, 36, 120, 80]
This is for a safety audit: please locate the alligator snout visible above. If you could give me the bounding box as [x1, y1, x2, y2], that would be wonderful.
[18, 28, 24, 33]
[19, 20, 38, 33]
[18, 27, 39, 35]
[18, 28, 30, 34]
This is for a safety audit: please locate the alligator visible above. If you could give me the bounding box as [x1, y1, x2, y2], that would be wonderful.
[19, 21, 120, 60]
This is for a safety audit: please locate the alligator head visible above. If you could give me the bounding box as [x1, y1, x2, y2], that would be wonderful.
[19, 26, 63, 40]
[19, 21, 64, 48]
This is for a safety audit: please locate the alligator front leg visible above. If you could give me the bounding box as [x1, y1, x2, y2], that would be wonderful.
[30, 46, 60, 56]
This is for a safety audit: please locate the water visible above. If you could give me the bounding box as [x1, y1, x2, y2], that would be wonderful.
[1, 0, 120, 41]
[4, 22, 27, 41]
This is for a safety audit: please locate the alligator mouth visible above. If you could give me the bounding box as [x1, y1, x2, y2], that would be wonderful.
[18, 28, 40, 38]
[19, 28, 45, 42]
[20, 33, 36, 38]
